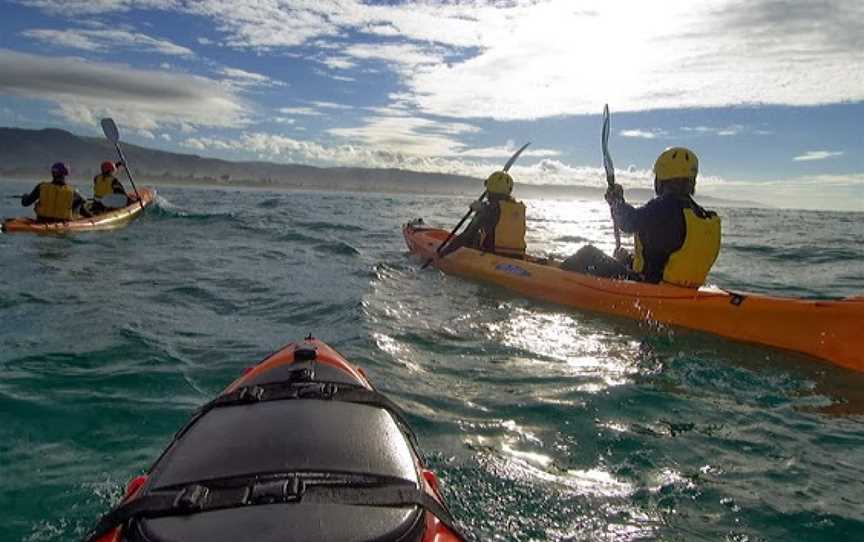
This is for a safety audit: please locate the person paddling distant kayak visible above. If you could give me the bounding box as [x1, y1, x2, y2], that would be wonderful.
[20, 162, 89, 222]
[562, 147, 721, 287]
[91, 160, 131, 212]
[440, 170, 527, 258]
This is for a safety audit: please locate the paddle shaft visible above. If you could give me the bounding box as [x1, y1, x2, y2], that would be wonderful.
[601, 104, 621, 251]
[112, 143, 144, 210]
[420, 190, 487, 270]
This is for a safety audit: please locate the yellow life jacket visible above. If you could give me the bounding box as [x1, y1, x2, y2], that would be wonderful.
[35, 183, 74, 221]
[492, 200, 527, 257]
[633, 208, 721, 288]
[93, 174, 116, 199]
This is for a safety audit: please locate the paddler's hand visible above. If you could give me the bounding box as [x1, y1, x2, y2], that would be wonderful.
[613, 247, 633, 266]
[469, 199, 484, 213]
[605, 183, 624, 204]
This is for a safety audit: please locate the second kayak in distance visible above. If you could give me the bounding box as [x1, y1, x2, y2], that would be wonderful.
[85, 336, 465, 542]
[403, 221, 864, 374]
[2, 187, 155, 234]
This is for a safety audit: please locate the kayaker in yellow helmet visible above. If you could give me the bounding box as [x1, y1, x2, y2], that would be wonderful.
[562, 147, 721, 287]
[20, 162, 89, 222]
[439, 170, 527, 258]
[91, 160, 131, 213]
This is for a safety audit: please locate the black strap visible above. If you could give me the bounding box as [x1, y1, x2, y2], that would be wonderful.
[83, 478, 464, 542]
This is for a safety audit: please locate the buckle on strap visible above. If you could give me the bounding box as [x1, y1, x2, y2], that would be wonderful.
[246, 477, 305, 505]
[173, 484, 210, 512]
[237, 385, 265, 403]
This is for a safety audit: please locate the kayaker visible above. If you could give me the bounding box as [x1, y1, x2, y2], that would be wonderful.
[90, 160, 130, 213]
[439, 170, 527, 259]
[561, 147, 721, 287]
[20, 162, 89, 222]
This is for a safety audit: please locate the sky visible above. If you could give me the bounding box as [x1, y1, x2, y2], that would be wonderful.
[0, 0, 861, 210]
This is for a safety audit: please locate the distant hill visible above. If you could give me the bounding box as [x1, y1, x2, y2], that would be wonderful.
[0, 126, 760, 207]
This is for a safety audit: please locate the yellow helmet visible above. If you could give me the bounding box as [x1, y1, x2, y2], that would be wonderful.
[654, 147, 698, 182]
[485, 170, 514, 195]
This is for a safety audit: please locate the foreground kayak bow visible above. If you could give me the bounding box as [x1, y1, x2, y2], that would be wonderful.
[86, 337, 465, 542]
[404, 221, 864, 374]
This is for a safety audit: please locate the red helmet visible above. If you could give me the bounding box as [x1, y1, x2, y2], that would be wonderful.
[101, 161, 116, 174]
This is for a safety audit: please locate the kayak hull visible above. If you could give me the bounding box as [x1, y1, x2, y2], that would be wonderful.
[403, 222, 864, 373]
[2, 187, 155, 234]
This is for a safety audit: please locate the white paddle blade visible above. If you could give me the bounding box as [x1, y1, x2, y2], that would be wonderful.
[101, 118, 120, 144]
[503, 141, 531, 172]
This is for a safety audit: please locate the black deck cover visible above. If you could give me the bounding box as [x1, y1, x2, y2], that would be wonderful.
[127, 369, 425, 542]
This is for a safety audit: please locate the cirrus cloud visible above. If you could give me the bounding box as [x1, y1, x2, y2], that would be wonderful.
[793, 150, 844, 162]
[22, 27, 194, 57]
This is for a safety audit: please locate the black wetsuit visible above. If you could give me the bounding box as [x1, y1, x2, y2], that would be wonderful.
[563, 194, 714, 283]
[440, 200, 502, 257]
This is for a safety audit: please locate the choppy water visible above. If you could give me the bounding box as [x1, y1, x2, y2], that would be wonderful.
[2, 181, 863, 542]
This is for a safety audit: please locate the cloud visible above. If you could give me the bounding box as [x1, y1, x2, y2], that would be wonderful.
[322, 57, 356, 70]
[173, 127, 707, 193]
[620, 129, 663, 139]
[455, 146, 560, 159]
[703, 172, 864, 211]
[277, 107, 322, 116]
[19, 0, 178, 15]
[342, 42, 444, 72]
[218, 67, 283, 87]
[310, 100, 352, 110]
[327, 114, 479, 156]
[793, 150, 844, 162]
[681, 125, 747, 136]
[0, 49, 249, 131]
[22, 28, 194, 57]
[18, 0, 864, 123]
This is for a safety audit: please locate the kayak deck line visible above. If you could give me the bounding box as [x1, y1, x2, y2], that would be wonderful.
[1, 187, 155, 234]
[403, 222, 864, 374]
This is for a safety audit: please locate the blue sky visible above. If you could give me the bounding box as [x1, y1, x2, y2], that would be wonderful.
[0, 0, 861, 210]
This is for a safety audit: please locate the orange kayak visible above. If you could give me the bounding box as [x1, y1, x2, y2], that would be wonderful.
[86, 337, 464, 542]
[2, 187, 154, 234]
[403, 221, 864, 373]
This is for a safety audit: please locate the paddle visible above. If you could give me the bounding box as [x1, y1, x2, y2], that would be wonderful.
[421, 142, 531, 269]
[601, 104, 621, 252]
[101, 118, 144, 210]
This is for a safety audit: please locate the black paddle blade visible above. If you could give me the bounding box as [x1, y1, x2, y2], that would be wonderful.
[101, 118, 120, 144]
[602, 105, 615, 185]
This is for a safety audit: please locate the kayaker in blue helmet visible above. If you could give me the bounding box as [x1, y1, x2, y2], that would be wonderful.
[20, 162, 89, 222]
[562, 147, 721, 288]
[440, 170, 527, 258]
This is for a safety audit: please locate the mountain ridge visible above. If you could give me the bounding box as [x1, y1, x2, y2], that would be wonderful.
[0, 126, 761, 207]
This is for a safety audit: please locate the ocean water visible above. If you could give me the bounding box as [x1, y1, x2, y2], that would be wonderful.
[1, 180, 863, 542]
